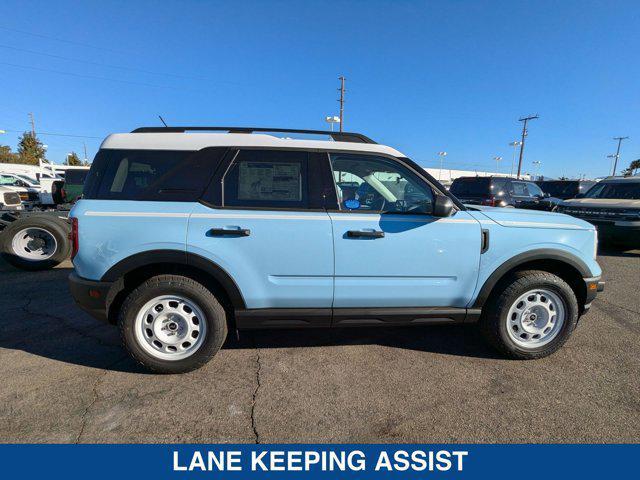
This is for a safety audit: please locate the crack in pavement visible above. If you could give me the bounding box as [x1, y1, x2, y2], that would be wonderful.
[75, 369, 107, 443]
[74, 355, 129, 444]
[250, 337, 262, 444]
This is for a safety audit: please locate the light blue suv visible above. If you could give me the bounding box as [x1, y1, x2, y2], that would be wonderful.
[69, 127, 604, 373]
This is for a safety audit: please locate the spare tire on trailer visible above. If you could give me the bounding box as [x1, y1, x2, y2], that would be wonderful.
[1, 215, 71, 271]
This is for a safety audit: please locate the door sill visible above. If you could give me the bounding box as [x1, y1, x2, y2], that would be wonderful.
[235, 307, 480, 329]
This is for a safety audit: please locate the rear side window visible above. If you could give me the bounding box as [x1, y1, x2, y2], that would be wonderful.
[450, 178, 490, 196]
[85, 148, 226, 201]
[223, 150, 309, 209]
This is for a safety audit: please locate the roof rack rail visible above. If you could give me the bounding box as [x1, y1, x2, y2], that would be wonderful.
[130, 126, 377, 144]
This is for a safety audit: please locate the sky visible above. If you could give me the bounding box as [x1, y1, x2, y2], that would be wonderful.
[0, 0, 639, 178]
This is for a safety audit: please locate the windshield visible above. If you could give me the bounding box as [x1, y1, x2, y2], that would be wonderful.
[0, 174, 18, 186]
[583, 182, 640, 200]
[16, 174, 40, 185]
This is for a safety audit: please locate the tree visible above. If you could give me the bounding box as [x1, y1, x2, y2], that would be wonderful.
[621, 159, 640, 177]
[17, 132, 46, 165]
[66, 151, 82, 166]
[0, 145, 20, 164]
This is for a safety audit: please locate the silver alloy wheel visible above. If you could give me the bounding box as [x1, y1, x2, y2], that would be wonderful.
[11, 227, 58, 261]
[506, 288, 566, 349]
[134, 295, 207, 361]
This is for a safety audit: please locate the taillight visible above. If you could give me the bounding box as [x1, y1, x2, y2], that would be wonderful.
[70, 217, 79, 259]
[483, 196, 496, 207]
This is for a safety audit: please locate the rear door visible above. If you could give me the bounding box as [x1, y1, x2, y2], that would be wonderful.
[327, 153, 482, 313]
[187, 149, 335, 324]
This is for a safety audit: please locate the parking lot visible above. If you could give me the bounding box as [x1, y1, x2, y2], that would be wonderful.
[1, 250, 638, 444]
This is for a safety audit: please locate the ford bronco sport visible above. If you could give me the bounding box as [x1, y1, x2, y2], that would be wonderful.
[69, 127, 604, 373]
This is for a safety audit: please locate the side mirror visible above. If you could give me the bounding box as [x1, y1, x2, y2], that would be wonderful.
[433, 195, 454, 217]
[544, 192, 551, 198]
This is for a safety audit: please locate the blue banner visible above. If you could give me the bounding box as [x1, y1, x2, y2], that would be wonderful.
[1, 444, 636, 479]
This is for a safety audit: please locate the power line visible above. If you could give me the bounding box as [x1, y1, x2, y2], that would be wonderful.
[0, 43, 221, 83]
[0, 62, 183, 90]
[2, 128, 101, 139]
[0, 25, 124, 54]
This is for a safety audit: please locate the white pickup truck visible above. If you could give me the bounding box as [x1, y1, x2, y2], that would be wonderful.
[0, 173, 63, 208]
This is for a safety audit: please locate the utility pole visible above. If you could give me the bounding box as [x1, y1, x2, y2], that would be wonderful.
[337, 76, 346, 132]
[516, 115, 539, 179]
[611, 136, 629, 176]
[29, 112, 36, 137]
[83, 142, 88, 163]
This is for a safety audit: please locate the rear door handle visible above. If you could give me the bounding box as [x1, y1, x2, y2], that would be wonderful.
[208, 227, 251, 237]
[347, 230, 385, 239]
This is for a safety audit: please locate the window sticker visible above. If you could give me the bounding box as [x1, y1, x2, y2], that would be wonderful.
[237, 162, 301, 201]
[344, 199, 361, 210]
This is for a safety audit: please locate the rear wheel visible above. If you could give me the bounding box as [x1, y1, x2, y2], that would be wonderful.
[1, 215, 70, 270]
[119, 275, 227, 373]
[479, 270, 579, 359]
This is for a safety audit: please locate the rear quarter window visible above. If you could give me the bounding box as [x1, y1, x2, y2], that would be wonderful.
[84, 148, 227, 201]
[450, 178, 490, 196]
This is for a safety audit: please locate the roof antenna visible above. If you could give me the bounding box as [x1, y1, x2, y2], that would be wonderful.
[158, 115, 168, 127]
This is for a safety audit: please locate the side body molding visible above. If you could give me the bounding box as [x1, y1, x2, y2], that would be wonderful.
[101, 249, 246, 309]
[472, 248, 591, 308]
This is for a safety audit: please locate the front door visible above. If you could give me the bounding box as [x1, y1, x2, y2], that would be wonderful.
[327, 153, 482, 311]
[187, 149, 334, 326]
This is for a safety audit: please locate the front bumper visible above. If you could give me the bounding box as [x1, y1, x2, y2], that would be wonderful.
[583, 276, 605, 312]
[68, 272, 115, 322]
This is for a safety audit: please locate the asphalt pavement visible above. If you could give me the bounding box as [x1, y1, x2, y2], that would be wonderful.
[1, 249, 638, 443]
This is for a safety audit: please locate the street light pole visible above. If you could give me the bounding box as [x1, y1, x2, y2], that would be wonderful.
[517, 115, 539, 179]
[509, 141, 522, 177]
[325, 115, 340, 132]
[611, 136, 629, 176]
[494, 156, 503, 174]
[437, 151, 448, 181]
[532, 160, 541, 180]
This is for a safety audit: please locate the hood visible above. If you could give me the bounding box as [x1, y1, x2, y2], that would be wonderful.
[560, 198, 640, 209]
[466, 205, 594, 230]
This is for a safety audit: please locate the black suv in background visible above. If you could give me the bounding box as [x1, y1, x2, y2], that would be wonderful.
[449, 176, 548, 208]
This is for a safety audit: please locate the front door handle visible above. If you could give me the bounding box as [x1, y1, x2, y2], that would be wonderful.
[208, 227, 251, 237]
[347, 230, 385, 239]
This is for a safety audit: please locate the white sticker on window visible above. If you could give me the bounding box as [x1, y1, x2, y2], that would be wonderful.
[237, 162, 301, 201]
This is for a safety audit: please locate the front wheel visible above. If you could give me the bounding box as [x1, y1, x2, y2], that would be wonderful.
[119, 275, 228, 373]
[479, 270, 579, 359]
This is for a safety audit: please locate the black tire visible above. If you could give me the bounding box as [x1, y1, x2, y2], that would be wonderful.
[479, 270, 579, 359]
[119, 275, 228, 374]
[0, 215, 71, 271]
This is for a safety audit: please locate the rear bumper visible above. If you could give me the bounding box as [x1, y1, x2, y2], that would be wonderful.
[68, 272, 114, 322]
[583, 276, 605, 312]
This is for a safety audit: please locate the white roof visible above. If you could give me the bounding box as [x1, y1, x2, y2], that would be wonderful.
[100, 133, 405, 157]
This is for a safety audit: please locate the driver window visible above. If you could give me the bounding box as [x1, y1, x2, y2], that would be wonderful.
[329, 153, 434, 214]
